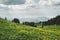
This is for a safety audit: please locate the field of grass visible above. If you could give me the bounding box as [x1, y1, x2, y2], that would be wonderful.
[0, 18, 60, 40]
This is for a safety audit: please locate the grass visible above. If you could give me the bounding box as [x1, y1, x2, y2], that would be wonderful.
[0, 18, 60, 40]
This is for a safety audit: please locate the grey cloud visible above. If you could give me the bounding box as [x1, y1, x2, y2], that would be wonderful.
[0, 0, 26, 5]
[54, 3, 60, 6]
[50, 0, 60, 6]
[34, 0, 40, 3]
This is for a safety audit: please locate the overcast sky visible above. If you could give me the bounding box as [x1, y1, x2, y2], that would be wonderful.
[0, 0, 60, 19]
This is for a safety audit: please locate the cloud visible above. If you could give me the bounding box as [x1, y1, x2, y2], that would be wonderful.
[0, 0, 60, 10]
[0, 0, 60, 6]
[0, 0, 26, 5]
[39, 0, 60, 6]
[0, 0, 60, 19]
[0, 0, 40, 10]
[34, 0, 40, 3]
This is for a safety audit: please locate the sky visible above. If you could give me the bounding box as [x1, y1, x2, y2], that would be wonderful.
[0, 0, 60, 22]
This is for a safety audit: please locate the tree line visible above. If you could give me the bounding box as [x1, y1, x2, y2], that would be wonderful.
[43, 15, 60, 25]
[2, 15, 60, 28]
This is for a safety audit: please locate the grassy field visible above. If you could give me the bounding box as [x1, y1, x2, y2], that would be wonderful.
[0, 18, 60, 40]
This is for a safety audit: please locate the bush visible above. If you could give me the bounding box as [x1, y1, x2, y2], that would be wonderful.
[23, 22, 37, 27]
[12, 18, 20, 23]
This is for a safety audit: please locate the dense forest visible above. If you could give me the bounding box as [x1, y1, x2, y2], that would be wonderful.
[43, 15, 60, 25]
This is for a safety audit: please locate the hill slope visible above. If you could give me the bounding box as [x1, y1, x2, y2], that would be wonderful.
[43, 15, 60, 25]
[0, 18, 60, 40]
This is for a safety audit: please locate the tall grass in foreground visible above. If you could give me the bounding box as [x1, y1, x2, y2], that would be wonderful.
[0, 18, 60, 40]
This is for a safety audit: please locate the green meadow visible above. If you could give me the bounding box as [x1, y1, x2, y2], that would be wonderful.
[0, 18, 60, 40]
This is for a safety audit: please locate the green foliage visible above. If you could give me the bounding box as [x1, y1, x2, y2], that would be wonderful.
[0, 18, 60, 40]
[12, 18, 20, 23]
[23, 22, 37, 27]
